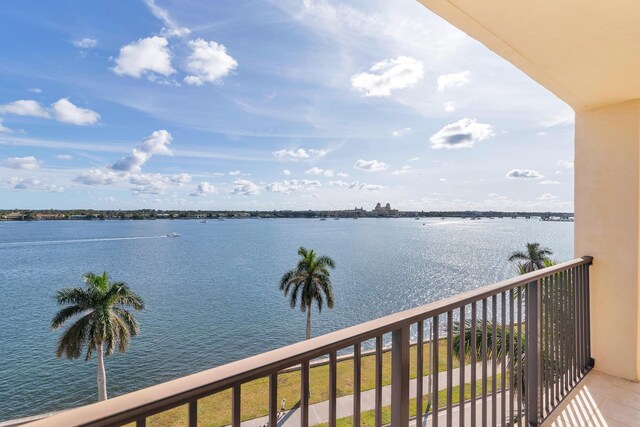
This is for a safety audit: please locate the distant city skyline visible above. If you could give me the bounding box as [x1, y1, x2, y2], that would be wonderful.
[0, 0, 573, 211]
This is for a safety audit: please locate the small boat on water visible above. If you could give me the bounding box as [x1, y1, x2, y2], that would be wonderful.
[167, 232, 181, 237]
[200, 220, 208, 223]
[320, 217, 327, 221]
[334, 217, 340, 220]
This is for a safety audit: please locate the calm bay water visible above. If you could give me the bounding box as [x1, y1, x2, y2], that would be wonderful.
[0, 218, 573, 420]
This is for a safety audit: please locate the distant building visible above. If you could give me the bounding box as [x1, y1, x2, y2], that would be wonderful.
[372, 202, 398, 216]
[1, 212, 24, 220]
[36, 213, 65, 220]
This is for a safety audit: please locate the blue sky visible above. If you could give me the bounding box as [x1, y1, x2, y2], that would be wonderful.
[0, 0, 574, 211]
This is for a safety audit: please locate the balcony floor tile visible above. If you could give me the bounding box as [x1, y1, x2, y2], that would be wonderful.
[543, 370, 640, 427]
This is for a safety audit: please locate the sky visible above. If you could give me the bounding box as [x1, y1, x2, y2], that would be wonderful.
[0, 0, 575, 211]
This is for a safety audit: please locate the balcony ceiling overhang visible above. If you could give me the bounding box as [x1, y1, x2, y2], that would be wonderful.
[417, 0, 640, 111]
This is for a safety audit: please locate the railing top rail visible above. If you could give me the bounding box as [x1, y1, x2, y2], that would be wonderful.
[27, 256, 592, 427]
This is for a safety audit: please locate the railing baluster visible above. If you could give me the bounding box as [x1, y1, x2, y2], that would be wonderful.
[354, 342, 361, 427]
[580, 266, 586, 373]
[577, 266, 583, 375]
[517, 285, 523, 425]
[544, 276, 550, 416]
[417, 320, 424, 427]
[136, 418, 146, 427]
[375, 338, 382, 427]
[433, 316, 440, 427]
[580, 265, 587, 374]
[269, 372, 278, 427]
[391, 326, 410, 427]
[550, 274, 556, 406]
[509, 288, 515, 426]
[563, 268, 569, 394]
[585, 262, 592, 368]
[482, 299, 488, 427]
[446, 311, 453, 427]
[471, 302, 477, 426]
[526, 279, 542, 426]
[329, 351, 337, 427]
[491, 295, 497, 426]
[301, 361, 310, 427]
[571, 268, 577, 385]
[501, 292, 507, 426]
[459, 307, 465, 427]
[188, 399, 197, 427]
[232, 385, 241, 427]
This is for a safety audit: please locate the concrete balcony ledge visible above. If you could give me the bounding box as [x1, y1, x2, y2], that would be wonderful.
[543, 370, 640, 426]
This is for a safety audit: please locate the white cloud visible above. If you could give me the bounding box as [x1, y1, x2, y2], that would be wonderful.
[144, 0, 191, 37]
[0, 99, 100, 125]
[540, 180, 560, 185]
[0, 119, 12, 133]
[305, 166, 335, 177]
[348, 181, 384, 191]
[392, 166, 412, 175]
[27, 88, 42, 93]
[73, 169, 121, 185]
[184, 39, 238, 85]
[506, 169, 544, 179]
[392, 127, 412, 137]
[351, 56, 423, 97]
[336, 172, 349, 177]
[230, 179, 260, 196]
[73, 38, 97, 49]
[129, 172, 192, 194]
[129, 173, 169, 195]
[443, 102, 456, 112]
[439, 178, 447, 182]
[437, 71, 470, 91]
[113, 36, 175, 78]
[55, 154, 73, 160]
[328, 180, 349, 188]
[282, 169, 292, 176]
[112, 130, 173, 173]
[51, 98, 100, 125]
[10, 177, 63, 193]
[4, 156, 40, 170]
[273, 148, 327, 161]
[430, 118, 493, 149]
[265, 179, 321, 193]
[559, 160, 574, 169]
[228, 170, 242, 176]
[408, 157, 420, 162]
[190, 181, 217, 196]
[537, 193, 559, 200]
[354, 159, 388, 172]
[0, 100, 50, 118]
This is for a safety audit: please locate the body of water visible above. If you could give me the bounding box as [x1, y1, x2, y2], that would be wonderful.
[0, 218, 573, 421]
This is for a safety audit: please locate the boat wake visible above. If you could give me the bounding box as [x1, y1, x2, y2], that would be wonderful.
[0, 235, 171, 247]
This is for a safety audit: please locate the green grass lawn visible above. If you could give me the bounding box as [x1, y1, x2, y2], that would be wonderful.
[312, 373, 511, 427]
[134, 339, 468, 426]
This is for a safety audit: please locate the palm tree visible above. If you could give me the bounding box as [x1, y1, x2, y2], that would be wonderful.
[452, 244, 559, 402]
[508, 242, 553, 273]
[51, 272, 144, 401]
[280, 247, 336, 339]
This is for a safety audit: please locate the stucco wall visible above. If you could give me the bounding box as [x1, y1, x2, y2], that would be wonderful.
[575, 100, 640, 381]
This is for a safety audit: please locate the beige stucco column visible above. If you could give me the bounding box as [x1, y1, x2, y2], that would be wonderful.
[575, 100, 640, 381]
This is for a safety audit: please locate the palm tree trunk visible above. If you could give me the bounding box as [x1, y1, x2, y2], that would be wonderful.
[306, 306, 312, 340]
[97, 341, 108, 401]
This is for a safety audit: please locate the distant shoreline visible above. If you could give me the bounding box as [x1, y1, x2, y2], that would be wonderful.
[0, 209, 574, 221]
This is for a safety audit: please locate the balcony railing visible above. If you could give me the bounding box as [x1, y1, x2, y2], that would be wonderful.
[26, 256, 593, 427]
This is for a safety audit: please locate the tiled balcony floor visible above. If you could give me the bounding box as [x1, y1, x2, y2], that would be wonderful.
[543, 370, 640, 426]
